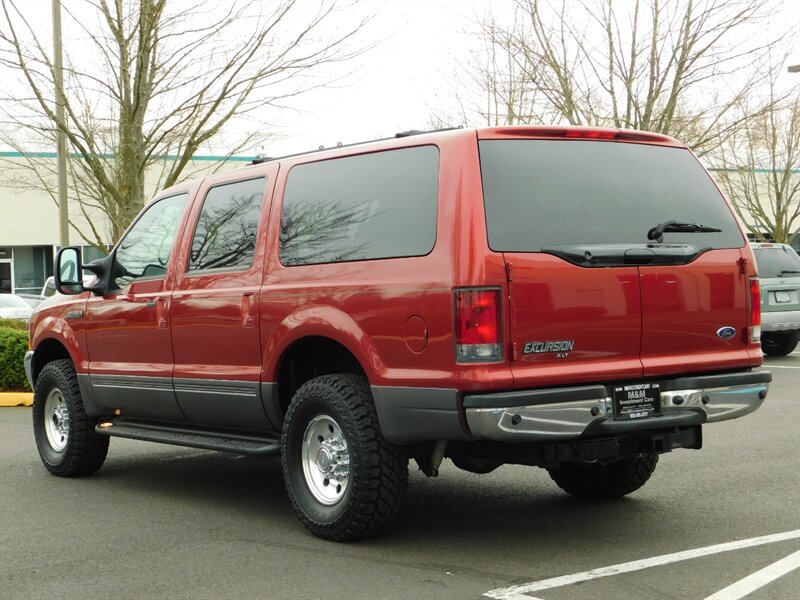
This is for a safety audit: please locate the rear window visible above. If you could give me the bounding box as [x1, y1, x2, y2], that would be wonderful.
[480, 140, 744, 251]
[280, 146, 439, 266]
[753, 246, 800, 278]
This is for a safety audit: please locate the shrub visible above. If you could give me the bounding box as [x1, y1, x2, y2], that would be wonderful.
[0, 318, 29, 331]
[0, 326, 31, 392]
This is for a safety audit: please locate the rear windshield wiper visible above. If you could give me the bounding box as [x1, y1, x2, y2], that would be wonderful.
[778, 269, 800, 275]
[647, 220, 722, 243]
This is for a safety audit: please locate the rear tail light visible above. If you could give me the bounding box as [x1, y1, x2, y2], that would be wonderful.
[749, 277, 761, 343]
[454, 288, 503, 362]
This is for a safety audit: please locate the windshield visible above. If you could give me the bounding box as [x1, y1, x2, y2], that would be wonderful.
[753, 246, 800, 278]
[0, 294, 31, 308]
[479, 140, 744, 251]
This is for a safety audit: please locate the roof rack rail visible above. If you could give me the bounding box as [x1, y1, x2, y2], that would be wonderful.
[250, 126, 462, 165]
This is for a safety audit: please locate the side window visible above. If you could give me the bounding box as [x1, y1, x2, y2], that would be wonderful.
[279, 146, 439, 266]
[188, 177, 266, 272]
[114, 193, 189, 289]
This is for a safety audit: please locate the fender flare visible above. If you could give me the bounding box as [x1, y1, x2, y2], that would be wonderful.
[29, 316, 85, 381]
[262, 305, 385, 383]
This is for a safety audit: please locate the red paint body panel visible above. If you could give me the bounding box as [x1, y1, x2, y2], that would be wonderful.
[505, 254, 644, 387]
[170, 167, 277, 384]
[639, 249, 753, 376]
[84, 277, 174, 378]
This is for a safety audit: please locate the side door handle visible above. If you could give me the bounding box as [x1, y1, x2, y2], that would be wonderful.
[155, 297, 168, 329]
[241, 292, 256, 328]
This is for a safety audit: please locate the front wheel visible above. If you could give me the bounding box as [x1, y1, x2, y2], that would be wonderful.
[761, 331, 799, 357]
[281, 374, 408, 541]
[547, 453, 658, 500]
[32, 359, 109, 477]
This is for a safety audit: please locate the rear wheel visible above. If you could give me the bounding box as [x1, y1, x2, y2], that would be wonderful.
[547, 453, 658, 499]
[281, 374, 408, 541]
[32, 359, 109, 477]
[761, 331, 799, 357]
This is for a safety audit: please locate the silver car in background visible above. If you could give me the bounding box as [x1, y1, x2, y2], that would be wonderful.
[752, 242, 800, 356]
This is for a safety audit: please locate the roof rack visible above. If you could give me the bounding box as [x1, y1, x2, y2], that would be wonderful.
[249, 126, 462, 165]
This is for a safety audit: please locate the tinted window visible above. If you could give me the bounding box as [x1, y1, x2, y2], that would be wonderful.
[189, 178, 266, 272]
[480, 140, 744, 251]
[115, 193, 188, 288]
[753, 246, 800, 278]
[280, 146, 439, 266]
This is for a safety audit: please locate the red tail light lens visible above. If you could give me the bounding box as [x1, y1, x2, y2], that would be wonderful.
[749, 277, 761, 343]
[454, 288, 503, 362]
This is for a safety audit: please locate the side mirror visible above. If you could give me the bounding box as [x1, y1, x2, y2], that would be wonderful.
[55, 247, 83, 295]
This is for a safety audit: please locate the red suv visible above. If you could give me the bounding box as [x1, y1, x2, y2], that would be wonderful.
[26, 126, 770, 540]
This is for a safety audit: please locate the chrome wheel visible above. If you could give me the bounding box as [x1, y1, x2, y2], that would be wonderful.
[44, 387, 70, 452]
[301, 414, 350, 506]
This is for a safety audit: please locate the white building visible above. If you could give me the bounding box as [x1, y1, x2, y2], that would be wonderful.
[0, 152, 256, 294]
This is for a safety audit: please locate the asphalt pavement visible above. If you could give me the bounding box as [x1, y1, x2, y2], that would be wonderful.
[1, 351, 798, 600]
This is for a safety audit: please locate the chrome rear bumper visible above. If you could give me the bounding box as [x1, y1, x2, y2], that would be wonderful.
[464, 371, 770, 443]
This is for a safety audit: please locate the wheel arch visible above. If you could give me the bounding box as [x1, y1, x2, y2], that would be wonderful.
[29, 316, 85, 387]
[31, 337, 74, 388]
[272, 335, 367, 417]
[262, 305, 387, 418]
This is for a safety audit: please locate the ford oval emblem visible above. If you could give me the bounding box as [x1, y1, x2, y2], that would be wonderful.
[717, 326, 736, 339]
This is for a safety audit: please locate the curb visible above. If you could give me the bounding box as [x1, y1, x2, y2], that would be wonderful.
[0, 392, 33, 407]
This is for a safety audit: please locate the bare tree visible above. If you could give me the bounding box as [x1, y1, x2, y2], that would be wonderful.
[0, 0, 368, 247]
[713, 79, 800, 243]
[464, 0, 791, 157]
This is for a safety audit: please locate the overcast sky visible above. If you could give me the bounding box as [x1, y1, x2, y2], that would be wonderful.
[256, 0, 800, 157]
[2, 0, 799, 158]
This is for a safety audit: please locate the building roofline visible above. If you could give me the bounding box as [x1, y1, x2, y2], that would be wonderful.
[0, 151, 258, 162]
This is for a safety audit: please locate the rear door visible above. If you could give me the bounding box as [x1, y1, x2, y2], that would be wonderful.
[479, 134, 750, 387]
[169, 169, 275, 430]
[639, 250, 750, 377]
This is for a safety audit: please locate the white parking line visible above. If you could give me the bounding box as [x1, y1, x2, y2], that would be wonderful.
[484, 529, 800, 600]
[704, 550, 800, 600]
[762, 365, 800, 369]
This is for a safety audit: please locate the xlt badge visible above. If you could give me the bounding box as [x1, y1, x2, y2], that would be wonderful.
[523, 340, 575, 355]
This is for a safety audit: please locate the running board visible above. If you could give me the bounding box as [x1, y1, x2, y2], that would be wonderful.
[94, 419, 281, 455]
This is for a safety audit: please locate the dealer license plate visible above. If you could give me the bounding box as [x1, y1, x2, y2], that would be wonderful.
[613, 383, 661, 420]
[774, 291, 791, 303]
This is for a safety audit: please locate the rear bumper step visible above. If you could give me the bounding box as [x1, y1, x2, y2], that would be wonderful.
[464, 371, 770, 442]
[94, 419, 281, 455]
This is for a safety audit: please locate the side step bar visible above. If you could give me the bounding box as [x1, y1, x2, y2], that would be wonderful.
[95, 419, 281, 455]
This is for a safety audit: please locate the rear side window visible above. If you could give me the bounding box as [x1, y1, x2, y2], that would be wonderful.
[753, 246, 800, 278]
[480, 140, 744, 251]
[188, 178, 266, 272]
[279, 146, 439, 266]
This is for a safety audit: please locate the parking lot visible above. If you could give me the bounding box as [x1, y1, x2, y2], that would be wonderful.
[1, 351, 798, 600]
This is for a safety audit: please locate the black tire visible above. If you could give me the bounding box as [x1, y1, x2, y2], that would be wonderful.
[281, 374, 408, 541]
[547, 453, 658, 500]
[761, 331, 799, 357]
[32, 359, 109, 477]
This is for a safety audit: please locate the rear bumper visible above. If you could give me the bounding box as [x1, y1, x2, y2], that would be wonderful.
[761, 310, 800, 332]
[463, 371, 770, 443]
